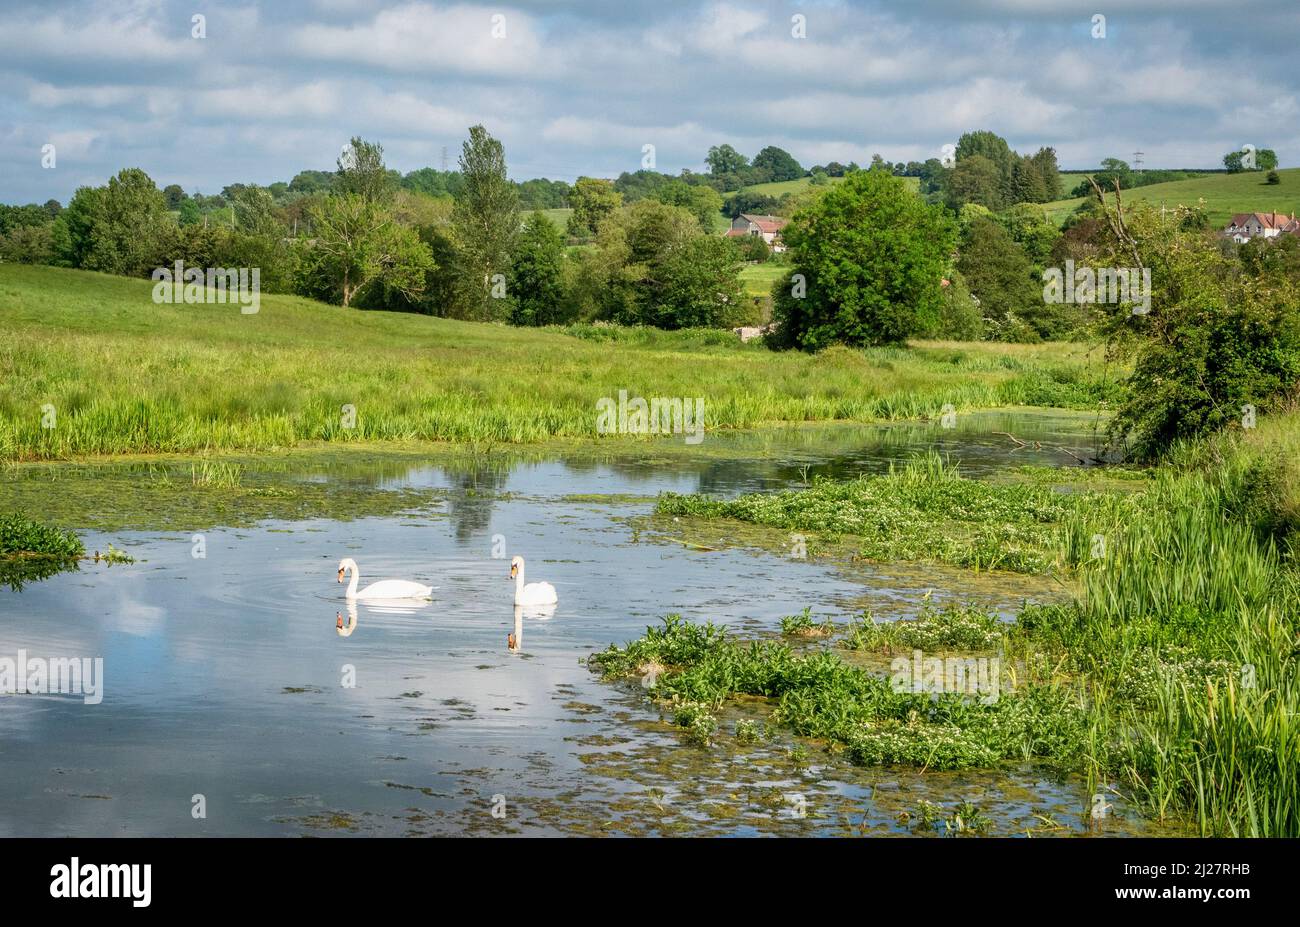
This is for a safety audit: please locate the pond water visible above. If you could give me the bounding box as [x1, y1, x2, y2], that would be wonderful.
[0, 410, 1171, 837]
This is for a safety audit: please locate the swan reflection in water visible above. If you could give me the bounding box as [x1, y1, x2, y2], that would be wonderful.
[335, 597, 432, 637]
[333, 597, 553, 649]
[508, 601, 557, 651]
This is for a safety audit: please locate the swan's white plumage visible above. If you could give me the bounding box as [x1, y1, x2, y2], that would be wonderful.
[511, 556, 557, 606]
[338, 558, 433, 600]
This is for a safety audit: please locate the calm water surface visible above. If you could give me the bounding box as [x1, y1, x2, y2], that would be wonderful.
[1, 412, 1168, 836]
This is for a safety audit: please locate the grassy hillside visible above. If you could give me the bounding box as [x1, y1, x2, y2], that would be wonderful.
[1043, 168, 1300, 226]
[0, 265, 1115, 461]
[727, 174, 919, 201]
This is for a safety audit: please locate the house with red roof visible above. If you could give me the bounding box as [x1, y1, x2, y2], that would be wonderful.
[725, 213, 790, 252]
[1223, 212, 1300, 243]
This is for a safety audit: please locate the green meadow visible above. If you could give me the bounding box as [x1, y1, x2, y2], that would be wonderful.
[1042, 167, 1300, 226]
[737, 260, 788, 297]
[0, 264, 1117, 462]
[727, 174, 919, 201]
[540, 207, 573, 230]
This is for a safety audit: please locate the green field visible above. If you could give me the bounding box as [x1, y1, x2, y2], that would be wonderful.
[737, 261, 788, 297]
[540, 207, 573, 229]
[1042, 168, 1300, 226]
[727, 174, 919, 201]
[0, 265, 1116, 461]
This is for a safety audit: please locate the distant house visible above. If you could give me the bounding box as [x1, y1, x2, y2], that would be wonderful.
[1223, 212, 1299, 243]
[725, 213, 790, 252]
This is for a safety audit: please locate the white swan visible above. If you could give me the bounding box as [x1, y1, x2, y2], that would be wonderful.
[337, 558, 433, 600]
[510, 555, 557, 607]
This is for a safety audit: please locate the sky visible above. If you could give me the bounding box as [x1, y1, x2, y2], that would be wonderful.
[1, 0, 1298, 204]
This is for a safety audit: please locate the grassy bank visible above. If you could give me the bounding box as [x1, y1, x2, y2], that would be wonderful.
[0, 265, 1117, 461]
[620, 413, 1300, 835]
[1042, 167, 1300, 226]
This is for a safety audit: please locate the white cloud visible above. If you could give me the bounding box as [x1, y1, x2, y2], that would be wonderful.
[0, 0, 1297, 202]
[288, 2, 547, 77]
[0, 2, 188, 65]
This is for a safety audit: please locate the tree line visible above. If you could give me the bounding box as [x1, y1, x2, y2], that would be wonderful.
[0, 127, 760, 331]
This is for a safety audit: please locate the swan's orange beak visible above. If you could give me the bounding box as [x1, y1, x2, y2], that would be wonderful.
[507, 632, 516, 650]
[337, 568, 344, 583]
[509, 564, 517, 578]
[336, 613, 344, 629]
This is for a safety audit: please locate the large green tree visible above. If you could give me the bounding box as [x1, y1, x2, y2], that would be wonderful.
[335, 137, 398, 204]
[945, 155, 1004, 211]
[301, 194, 433, 307]
[1224, 147, 1279, 172]
[751, 146, 804, 182]
[1098, 202, 1300, 457]
[655, 180, 723, 229]
[569, 199, 741, 328]
[650, 235, 745, 329]
[51, 185, 105, 267]
[567, 177, 622, 237]
[510, 211, 568, 326]
[706, 143, 748, 176]
[772, 169, 955, 349]
[450, 125, 520, 320]
[956, 217, 1045, 342]
[74, 168, 169, 276]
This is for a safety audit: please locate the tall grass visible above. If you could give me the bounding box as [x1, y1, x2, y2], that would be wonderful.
[1038, 420, 1300, 836]
[0, 265, 1119, 461]
[645, 414, 1300, 835]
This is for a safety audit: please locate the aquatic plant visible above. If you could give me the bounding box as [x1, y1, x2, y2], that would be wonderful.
[605, 414, 1300, 836]
[944, 800, 993, 836]
[0, 513, 86, 591]
[1020, 426, 1300, 837]
[780, 606, 832, 637]
[190, 460, 243, 488]
[0, 512, 84, 559]
[902, 799, 942, 835]
[592, 614, 1088, 772]
[840, 601, 1007, 652]
[734, 720, 764, 744]
[672, 702, 718, 747]
[656, 452, 1117, 574]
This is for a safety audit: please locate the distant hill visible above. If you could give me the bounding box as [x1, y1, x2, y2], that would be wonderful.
[1042, 168, 1300, 227]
